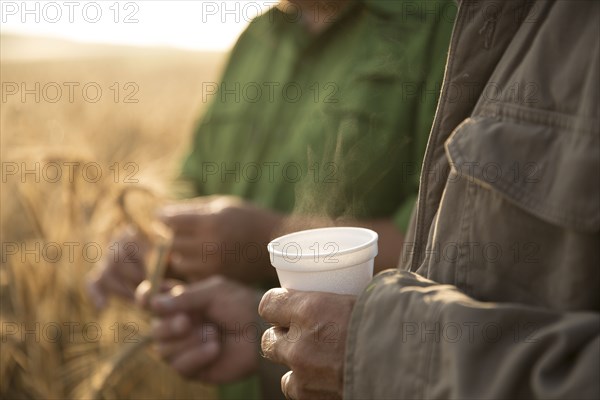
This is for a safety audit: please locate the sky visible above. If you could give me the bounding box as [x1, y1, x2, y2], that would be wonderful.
[0, 0, 276, 51]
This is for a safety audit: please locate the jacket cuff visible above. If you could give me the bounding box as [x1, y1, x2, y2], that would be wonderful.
[343, 269, 442, 399]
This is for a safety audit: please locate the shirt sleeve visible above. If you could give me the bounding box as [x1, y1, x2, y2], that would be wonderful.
[344, 269, 600, 399]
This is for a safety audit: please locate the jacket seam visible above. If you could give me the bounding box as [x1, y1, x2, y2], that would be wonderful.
[412, 0, 467, 272]
[448, 144, 600, 230]
[477, 102, 599, 135]
[422, 301, 446, 400]
[457, 178, 476, 296]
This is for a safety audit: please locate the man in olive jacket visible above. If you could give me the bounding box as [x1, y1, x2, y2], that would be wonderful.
[259, 1, 600, 398]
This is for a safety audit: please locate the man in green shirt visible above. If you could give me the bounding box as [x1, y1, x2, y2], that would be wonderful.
[89, 0, 454, 398]
[176, 0, 453, 272]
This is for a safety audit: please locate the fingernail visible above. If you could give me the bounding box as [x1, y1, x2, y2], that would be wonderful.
[135, 280, 151, 306]
[258, 288, 287, 315]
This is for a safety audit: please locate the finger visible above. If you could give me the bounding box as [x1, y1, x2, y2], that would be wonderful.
[86, 257, 141, 308]
[258, 288, 305, 327]
[283, 371, 337, 400]
[161, 215, 198, 235]
[157, 279, 184, 293]
[170, 236, 202, 255]
[169, 252, 198, 275]
[169, 340, 220, 379]
[158, 208, 210, 235]
[281, 370, 293, 400]
[169, 253, 217, 281]
[134, 280, 151, 309]
[258, 290, 346, 328]
[112, 236, 148, 265]
[155, 323, 219, 359]
[159, 198, 217, 217]
[149, 276, 226, 315]
[159, 202, 203, 216]
[151, 313, 192, 340]
[261, 326, 294, 366]
[136, 279, 183, 309]
[116, 260, 146, 283]
[100, 270, 137, 301]
[105, 248, 146, 286]
[263, 328, 342, 395]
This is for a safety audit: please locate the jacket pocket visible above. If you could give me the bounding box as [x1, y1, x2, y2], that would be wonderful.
[444, 113, 600, 233]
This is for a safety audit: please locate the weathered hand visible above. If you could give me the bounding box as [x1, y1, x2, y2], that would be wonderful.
[86, 225, 150, 309]
[259, 288, 356, 399]
[159, 196, 281, 283]
[86, 195, 281, 310]
[136, 276, 261, 384]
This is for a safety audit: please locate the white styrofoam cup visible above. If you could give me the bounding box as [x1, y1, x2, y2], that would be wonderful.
[267, 227, 378, 295]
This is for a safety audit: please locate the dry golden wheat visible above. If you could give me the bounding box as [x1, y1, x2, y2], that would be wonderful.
[1, 38, 225, 399]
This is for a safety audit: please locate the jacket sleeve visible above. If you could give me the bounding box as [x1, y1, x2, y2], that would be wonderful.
[344, 269, 600, 399]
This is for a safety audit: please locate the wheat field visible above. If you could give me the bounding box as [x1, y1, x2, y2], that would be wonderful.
[1, 35, 226, 399]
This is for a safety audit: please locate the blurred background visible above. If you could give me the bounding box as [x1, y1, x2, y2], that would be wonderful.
[1, 1, 265, 398]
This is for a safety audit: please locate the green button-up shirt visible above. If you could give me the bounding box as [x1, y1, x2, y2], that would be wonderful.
[183, 0, 454, 232]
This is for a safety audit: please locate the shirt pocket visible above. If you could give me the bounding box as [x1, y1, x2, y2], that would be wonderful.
[437, 109, 599, 309]
[445, 111, 599, 233]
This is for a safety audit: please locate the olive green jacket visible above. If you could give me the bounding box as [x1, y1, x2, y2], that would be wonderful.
[345, 1, 600, 398]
